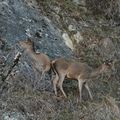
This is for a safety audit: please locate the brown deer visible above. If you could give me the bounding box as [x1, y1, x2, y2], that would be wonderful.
[19, 39, 51, 79]
[52, 58, 112, 102]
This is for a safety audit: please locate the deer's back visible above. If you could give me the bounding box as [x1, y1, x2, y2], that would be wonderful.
[67, 62, 92, 79]
[39, 53, 50, 71]
[32, 53, 51, 72]
[53, 58, 71, 74]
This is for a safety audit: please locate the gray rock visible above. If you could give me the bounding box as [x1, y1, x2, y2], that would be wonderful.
[0, 0, 72, 58]
[0, 0, 73, 92]
[2, 112, 26, 120]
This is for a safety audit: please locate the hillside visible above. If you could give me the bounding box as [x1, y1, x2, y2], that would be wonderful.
[0, 0, 120, 119]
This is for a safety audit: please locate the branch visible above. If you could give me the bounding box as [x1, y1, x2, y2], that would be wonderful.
[3, 52, 22, 81]
[0, 52, 21, 94]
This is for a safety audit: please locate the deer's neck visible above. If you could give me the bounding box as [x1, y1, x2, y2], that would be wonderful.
[25, 47, 37, 60]
[90, 65, 104, 78]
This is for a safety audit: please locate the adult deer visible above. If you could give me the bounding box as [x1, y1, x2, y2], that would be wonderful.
[52, 58, 112, 102]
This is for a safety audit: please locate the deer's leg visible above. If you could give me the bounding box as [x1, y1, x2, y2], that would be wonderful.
[40, 70, 45, 80]
[58, 74, 67, 98]
[53, 74, 59, 96]
[34, 64, 45, 80]
[78, 80, 84, 102]
[84, 82, 93, 100]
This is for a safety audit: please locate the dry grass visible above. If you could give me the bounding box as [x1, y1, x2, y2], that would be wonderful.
[0, 0, 120, 119]
[0, 85, 120, 120]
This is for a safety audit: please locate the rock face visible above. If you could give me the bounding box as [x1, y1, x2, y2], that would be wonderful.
[2, 112, 26, 120]
[62, 32, 74, 50]
[0, 0, 72, 58]
[0, 0, 72, 118]
[0, 0, 72, 87]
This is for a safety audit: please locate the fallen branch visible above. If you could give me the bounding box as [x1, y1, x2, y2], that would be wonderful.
[0, 52, 21, 94]
[3, 52, 21, 81]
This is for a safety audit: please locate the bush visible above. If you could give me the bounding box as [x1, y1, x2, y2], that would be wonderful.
[86, 0, 120, 22]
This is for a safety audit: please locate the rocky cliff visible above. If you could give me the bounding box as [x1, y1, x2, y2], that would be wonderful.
[0, 0, 120, 120]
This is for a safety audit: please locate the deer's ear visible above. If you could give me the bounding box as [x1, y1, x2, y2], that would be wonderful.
[27, 38, 31, 41]
[109, 60, 113, 63]
[108, 62, 112, 66]
[26, 38, 32, 42]
[103, 62, 106, 65]
[107, 60, 113, 66]
[103, 60, 107, 64]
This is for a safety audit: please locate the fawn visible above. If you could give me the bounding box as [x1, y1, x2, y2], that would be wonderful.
[19, 39, 51, 79]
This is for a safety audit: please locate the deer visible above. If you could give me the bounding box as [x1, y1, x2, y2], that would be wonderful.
[19, 38, 51, 79]
[51, 58, 112, 102]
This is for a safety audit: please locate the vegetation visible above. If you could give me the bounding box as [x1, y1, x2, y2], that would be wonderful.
[0, 0, 120, 119]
